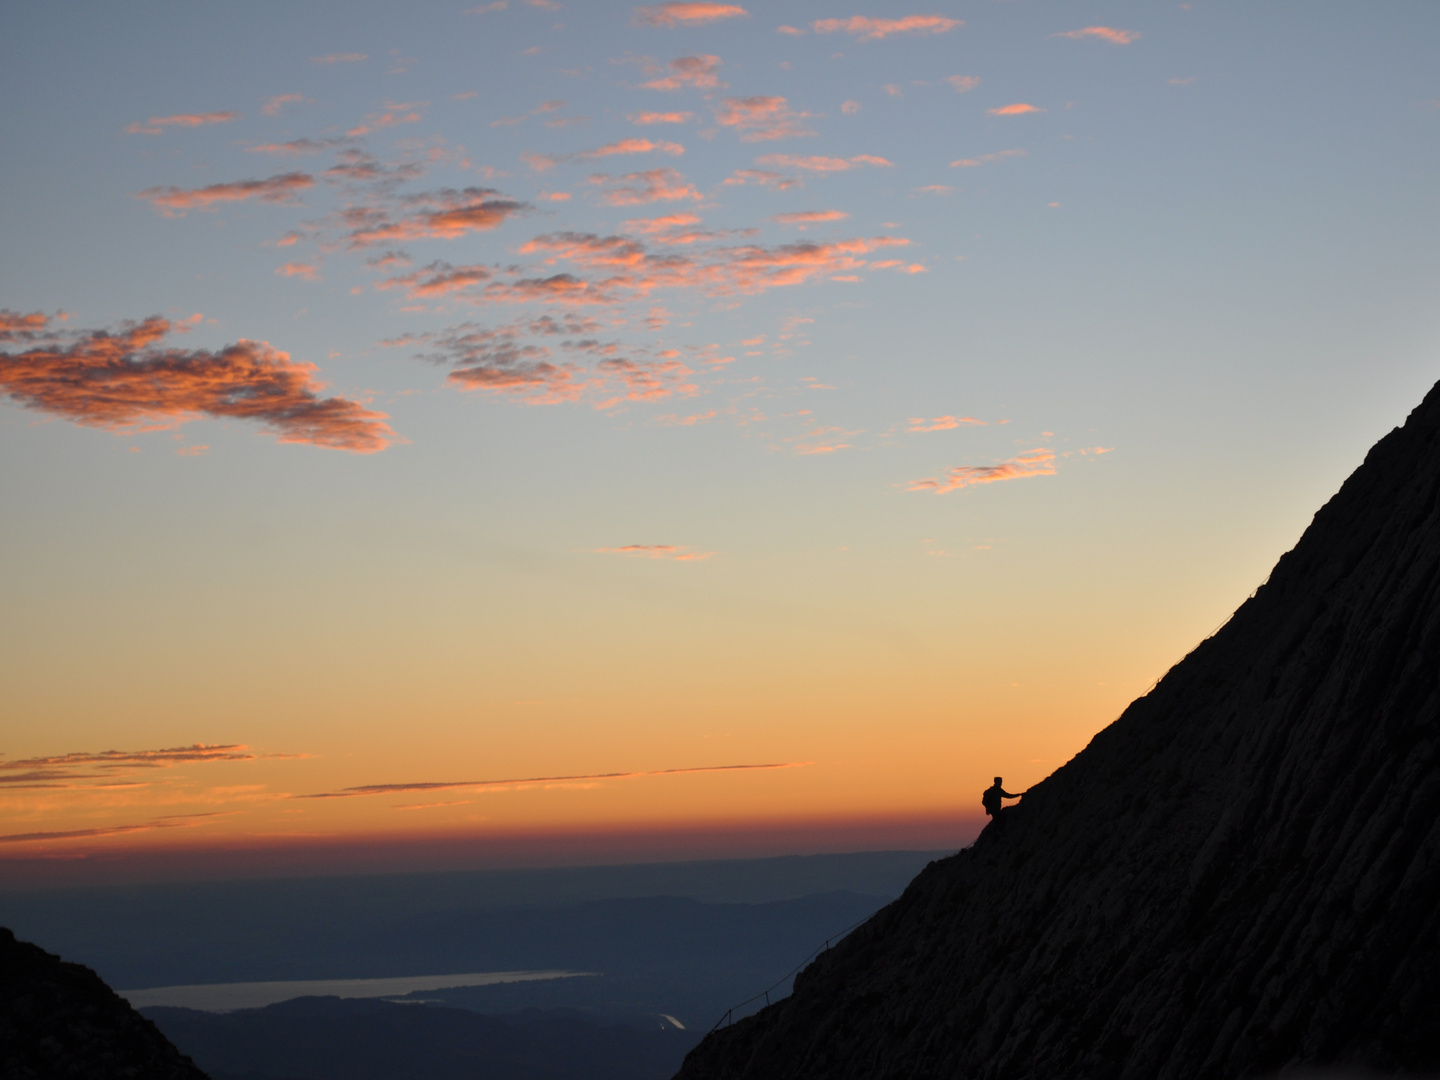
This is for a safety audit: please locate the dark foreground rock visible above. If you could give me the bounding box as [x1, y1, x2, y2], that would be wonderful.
[677, 380, 1440, 1080]
[0, 926, 208, 1080]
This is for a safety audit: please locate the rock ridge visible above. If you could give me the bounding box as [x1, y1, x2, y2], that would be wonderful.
[675, 378, 1440, 1080]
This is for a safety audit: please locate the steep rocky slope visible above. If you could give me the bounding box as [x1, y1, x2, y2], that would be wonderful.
[0, 926, 208, 1080]
[677, 379, 1440, 1080]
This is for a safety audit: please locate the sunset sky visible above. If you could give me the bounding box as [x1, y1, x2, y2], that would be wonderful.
[3, 0, 1438, 883]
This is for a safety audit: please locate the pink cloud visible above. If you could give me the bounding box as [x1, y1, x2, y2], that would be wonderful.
[841, 100, 860, 114]
[1053, 26, 1140, 44]
[634, 2, 748, 27]
[125, 111, 239, 135]
[630, 111, 694, 124]
[754, 153, 891, 172]
[776, 25, 803, 35]
[247, 138, 334, 156]
[642, 55, 724, 91]
[950, 148, 1026, 168]
[346, 101, 426, 137]
[589, 167, 702, 205]
[812, 15, 961, 41]
[772, 210, 849, 224]
[596, 544, 715, 559]
[311, 52, 368, 64]
[465, 1, 508, 11]
[261, 93, 307, 116]
[0, 316, 395, 452]
[988, 103, 1044, 116]
[907, 415, 984, 432]
[945, 75, 980, 92]
[715, 96, 814, 141]
[137, 172, 315, 215]
[908, 448, 1055, 492]
[525, 139, 684, 173]
[275, 262, 320, 281]
[721, 168, 800, 189]
[340, 187, 528, 247]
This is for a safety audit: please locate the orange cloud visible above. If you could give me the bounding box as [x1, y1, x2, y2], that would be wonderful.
[950, 148, 1026, 168]
[634, 2, 748, 27]
[907, 415, 984, 432]
[772, 210, 849, 224]
[465, 1, 508, 10]
[715, 96, 814, 141]
[812, 15, 961, 41]
[375, 261, 493, 297]
[777, 24, 803, 35]
[626, 212, 703, 234]
[988, 103, 1044, 116]
[125, 111, 239, 135]
[589, 167, 702, 205]
[907, 448, 1056, 492]
[0, 316, 395, 452]
[754, 153, 891, 172]
[596, 544, 715, 559]
[1053, 26, 1140, 44]
[630, 111, 694, 124]
[0, 310, 54, 343]
[311, 52, 368, 64]
[261, 93, 306, 116]
[275, 262, 320, 280]
[642, 54, 724, 91]
[137, 172, 315, 215]
[945, 75, 980, 92]
[340, 188, 528, 247]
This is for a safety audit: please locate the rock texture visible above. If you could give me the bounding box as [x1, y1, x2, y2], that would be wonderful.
[0, 926, 208, 1080]
[677, 379, 1440, 1080]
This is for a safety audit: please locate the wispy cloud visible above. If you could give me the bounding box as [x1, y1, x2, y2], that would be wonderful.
[596, 543, 715, 559]
[299, 760, 806, 799]
[642, 54, 724, 91]
[634, 2, 749, 27]
[1053, 26, 1140, 44]
[311, 52, 368, 64]
[588, 167, 702, 205]
[0, 310, 55, 344]
[907, 415, 983, 432]
[375, 261, 493, 297]
[340, 187, 528, 247]
[950, 148, 1026, 168]
[629, 111, 694, 124]
[247, 138, 337, 156]
[524, 138, 685, 172]
[137, 172, 315, 215]
[945, 75, 980, 92]
[812, 15, 961, 41]
[261, 93, 307, 116]
[907, 448, 1055, 492]
[988, 103, 1044, 116]
[0, 316, 395, 452]
[465, 1, 508, 11]
[275, 262, 320, 281]
[125, 111, 239, 135]
[754, 153, 892, 172]
[715, 96, 814, 141]
[772, 210, 849, 225]
[347, 100, 427, 137]
[722, 168, 800, 189]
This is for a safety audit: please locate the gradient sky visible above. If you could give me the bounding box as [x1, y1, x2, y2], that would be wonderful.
[3, 0, 1438, 881]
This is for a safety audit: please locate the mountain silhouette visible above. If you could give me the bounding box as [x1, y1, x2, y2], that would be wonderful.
[676, 379, 1440, 1080]
[1, 926, 209, 1079]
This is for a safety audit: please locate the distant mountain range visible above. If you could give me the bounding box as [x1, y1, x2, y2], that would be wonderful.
[677, 379, 1440, 1079]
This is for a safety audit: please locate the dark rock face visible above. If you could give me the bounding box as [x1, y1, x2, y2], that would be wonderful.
[0, 926, 208, 1080]
[677, 380, 1440, 1080]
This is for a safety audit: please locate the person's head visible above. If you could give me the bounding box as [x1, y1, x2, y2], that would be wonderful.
[994, 777, 1003, 785]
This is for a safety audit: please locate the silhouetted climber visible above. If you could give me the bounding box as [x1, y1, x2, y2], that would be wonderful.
[982, 777, 1024, 824]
